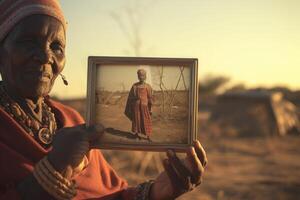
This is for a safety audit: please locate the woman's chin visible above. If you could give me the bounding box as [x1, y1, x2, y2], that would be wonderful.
[18, 83, 52, 99]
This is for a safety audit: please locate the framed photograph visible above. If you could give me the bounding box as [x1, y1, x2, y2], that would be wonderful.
[86, 56, 198, 152]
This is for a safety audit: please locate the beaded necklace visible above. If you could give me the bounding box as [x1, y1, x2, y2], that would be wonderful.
[0, 84, 57, 148]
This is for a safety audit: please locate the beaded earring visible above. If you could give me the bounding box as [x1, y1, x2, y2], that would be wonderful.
[60, 74, 68, 86]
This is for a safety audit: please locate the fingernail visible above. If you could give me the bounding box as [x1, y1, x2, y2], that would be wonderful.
[167, 150, 172, 155]
[191, 147, 196, 155]
[167, 150, 175, 157]
[171, 150, 177, 156]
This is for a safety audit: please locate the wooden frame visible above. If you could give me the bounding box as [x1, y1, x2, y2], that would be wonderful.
[86, 56, 198, 152]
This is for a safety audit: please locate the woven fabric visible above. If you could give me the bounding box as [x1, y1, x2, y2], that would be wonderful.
[0, 99, 131, 200]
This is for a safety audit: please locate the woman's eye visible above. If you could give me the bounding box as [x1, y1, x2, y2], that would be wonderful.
[51, 42, 65, 54]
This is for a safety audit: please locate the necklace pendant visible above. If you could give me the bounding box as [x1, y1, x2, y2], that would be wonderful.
[38, 128, 53, 144]
[32, 120, 40, 131]
[11, 105, 22, 117]
[26, 119, 32, 127]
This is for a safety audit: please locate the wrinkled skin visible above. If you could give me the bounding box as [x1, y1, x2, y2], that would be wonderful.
[0, 15, 207, 200]
[0, 15, 66, 100]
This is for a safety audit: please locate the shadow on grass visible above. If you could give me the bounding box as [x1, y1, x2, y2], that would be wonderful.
[105, 127, 139, 140]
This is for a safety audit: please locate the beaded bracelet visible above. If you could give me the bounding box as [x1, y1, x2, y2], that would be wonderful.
[33, 157, 77, 200]
[42, 157, 74, 187]
[35, 163, 75, 197]
[134, 180, 155, 200]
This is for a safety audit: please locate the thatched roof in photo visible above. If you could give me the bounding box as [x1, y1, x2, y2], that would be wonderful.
[210, 91, 300, 136]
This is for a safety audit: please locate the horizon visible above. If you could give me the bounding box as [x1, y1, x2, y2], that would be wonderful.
[49, 0, 300, 99]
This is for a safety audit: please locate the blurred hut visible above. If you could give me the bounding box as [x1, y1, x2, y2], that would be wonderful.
[210, 91, 300, 136]
[288, 90, 300, 108]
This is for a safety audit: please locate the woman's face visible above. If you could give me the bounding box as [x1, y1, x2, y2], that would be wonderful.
[0, 15, 66, 99]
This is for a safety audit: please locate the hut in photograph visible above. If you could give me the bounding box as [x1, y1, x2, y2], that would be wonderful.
[210, 91, 300, 136]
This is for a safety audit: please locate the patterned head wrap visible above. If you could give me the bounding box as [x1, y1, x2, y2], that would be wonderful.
[0, 0, 66, 42]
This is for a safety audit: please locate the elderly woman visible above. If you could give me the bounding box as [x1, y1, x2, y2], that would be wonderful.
[0, 1, 207, 200]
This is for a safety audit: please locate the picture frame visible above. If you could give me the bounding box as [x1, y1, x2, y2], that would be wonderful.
[86, 56, 198, 152]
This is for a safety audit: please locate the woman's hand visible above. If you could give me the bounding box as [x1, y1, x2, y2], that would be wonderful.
[150, 140, 207, 200]
[17, 124, 103, 199]
[47, 124, 104, 175]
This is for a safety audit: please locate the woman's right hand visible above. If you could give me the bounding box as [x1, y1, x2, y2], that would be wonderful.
[17, 124, 103, 199]
[47, 124, 104, 175]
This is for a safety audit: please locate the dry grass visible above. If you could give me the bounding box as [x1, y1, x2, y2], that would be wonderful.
[59, 98, 300, 200]
[101, 112, 300, 200]
[102, 134, 300, 200]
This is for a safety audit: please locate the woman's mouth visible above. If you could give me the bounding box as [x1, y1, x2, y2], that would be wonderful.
[23, 71, 52, 82]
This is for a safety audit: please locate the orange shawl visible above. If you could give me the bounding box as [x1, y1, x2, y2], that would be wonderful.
[0, 99, 135, 200]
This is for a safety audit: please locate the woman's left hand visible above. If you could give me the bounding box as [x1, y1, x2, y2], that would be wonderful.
[150, 140, 207, 200]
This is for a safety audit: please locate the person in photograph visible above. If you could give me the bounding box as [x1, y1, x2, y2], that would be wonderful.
[0, 1, 207, 200]
[125, 69, 153, 141]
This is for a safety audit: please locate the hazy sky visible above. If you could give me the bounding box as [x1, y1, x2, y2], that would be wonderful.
[51, 0, 300, 98]
[96, 65, 190, 91]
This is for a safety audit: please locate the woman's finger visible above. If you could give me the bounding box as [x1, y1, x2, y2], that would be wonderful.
[85, 124, 104, 141]
[194, 140, 208, 167]
[167, 150, 193, 191]
[186, 147, 204, 185]
[162, 159, 187, 197]
[163, 159, 181, 188]
[167, 150, 191, 178]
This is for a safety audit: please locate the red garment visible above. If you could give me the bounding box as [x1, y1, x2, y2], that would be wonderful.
[124, 83, 153, 136]
[0, 99, 136, 200]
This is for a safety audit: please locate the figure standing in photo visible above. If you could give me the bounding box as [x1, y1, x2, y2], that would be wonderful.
[125, 69, 153, 141]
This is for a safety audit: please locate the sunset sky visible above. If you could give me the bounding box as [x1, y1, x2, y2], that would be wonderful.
[52, 0, 300, 98]
[96, 65, 191, 91]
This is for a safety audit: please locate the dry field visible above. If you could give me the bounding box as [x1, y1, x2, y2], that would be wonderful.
[59, 99, 300, 200]
[95, 90, 189, 144]
[102, 113, 300, 200]
[176, 135, 300, 200]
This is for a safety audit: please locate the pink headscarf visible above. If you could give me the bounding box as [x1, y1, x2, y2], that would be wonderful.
[0, 0, 67, 42]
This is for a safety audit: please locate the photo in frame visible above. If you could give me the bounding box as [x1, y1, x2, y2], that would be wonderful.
[86, 56, 198, 151]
